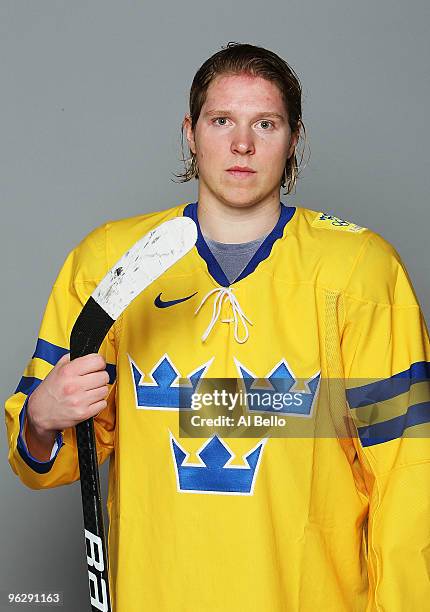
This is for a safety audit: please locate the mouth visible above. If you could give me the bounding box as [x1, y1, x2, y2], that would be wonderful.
[226, 167, 257, 178]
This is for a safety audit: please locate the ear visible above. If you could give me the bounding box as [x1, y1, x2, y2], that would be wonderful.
[183, 114, 196, 155]
[287, 129, 300, 160]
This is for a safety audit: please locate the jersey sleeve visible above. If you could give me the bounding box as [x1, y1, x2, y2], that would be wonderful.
[4, 223, 117, 490]
[341, 231, 430, 609]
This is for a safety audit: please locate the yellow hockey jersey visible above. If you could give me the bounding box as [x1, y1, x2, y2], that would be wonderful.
[5, 202, 430, 611]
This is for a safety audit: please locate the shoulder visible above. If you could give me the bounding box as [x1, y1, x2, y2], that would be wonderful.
[342, 227, 417, 306]
[290, 206, 411, 302]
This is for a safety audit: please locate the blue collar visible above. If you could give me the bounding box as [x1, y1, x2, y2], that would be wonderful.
[183, 202, 296, 286]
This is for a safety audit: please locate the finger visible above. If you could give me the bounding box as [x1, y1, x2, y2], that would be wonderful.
[72, 399, 108, 425]
[67, 353, 106, 376]
[80, 370, 110, 392]
[82, 386, 109, 405]
[79, 399, 108, 421]
[90, 399, 108, 418]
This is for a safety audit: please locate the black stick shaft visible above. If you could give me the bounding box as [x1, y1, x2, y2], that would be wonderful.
[70, 297, 115, 612]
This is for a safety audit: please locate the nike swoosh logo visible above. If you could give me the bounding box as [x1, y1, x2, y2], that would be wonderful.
[154, 291, 198, 308]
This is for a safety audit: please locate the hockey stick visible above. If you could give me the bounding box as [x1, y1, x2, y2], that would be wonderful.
[69, 217, 197, 612]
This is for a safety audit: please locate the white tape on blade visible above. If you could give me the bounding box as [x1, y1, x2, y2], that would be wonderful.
[92, 217, 197, 320]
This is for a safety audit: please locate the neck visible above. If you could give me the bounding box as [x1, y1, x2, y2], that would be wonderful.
[197, 196, 281, 243]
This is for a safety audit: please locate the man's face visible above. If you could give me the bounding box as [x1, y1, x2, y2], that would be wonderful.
[184, 73, 298, 209]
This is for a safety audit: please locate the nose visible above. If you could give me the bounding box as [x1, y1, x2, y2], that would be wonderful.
[230, 126, 255, 156]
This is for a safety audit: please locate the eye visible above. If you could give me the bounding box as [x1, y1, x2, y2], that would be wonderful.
[212, 117, 230, 126]
[257, 120, 274, 129]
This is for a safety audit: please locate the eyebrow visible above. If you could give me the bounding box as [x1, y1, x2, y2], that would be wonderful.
[205, 109, 285, 121]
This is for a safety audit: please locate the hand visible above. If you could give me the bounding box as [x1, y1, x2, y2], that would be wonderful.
[27, 353, 110, 437]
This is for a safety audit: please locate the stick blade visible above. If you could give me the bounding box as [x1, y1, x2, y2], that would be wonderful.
[92, 216, 197, 320]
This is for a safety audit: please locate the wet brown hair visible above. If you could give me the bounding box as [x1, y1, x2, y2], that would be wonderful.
[174, 41, 308, 194]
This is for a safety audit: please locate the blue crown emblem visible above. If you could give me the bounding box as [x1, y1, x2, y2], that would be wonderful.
[170, 434, 266, 495]
[129, 354, 212, 410]
[235, 358, 320, 416]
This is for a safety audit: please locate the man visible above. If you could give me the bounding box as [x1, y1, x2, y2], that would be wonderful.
[5, 42, 430, 611]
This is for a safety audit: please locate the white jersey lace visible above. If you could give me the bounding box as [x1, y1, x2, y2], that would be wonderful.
[194, 286, 253, 344]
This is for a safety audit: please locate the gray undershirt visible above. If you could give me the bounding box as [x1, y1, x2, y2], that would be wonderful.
[203, 234, 267, 284]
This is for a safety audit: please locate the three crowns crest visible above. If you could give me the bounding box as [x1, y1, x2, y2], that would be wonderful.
[130, 354, 320, 495]
[170, 433, 266, 495]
